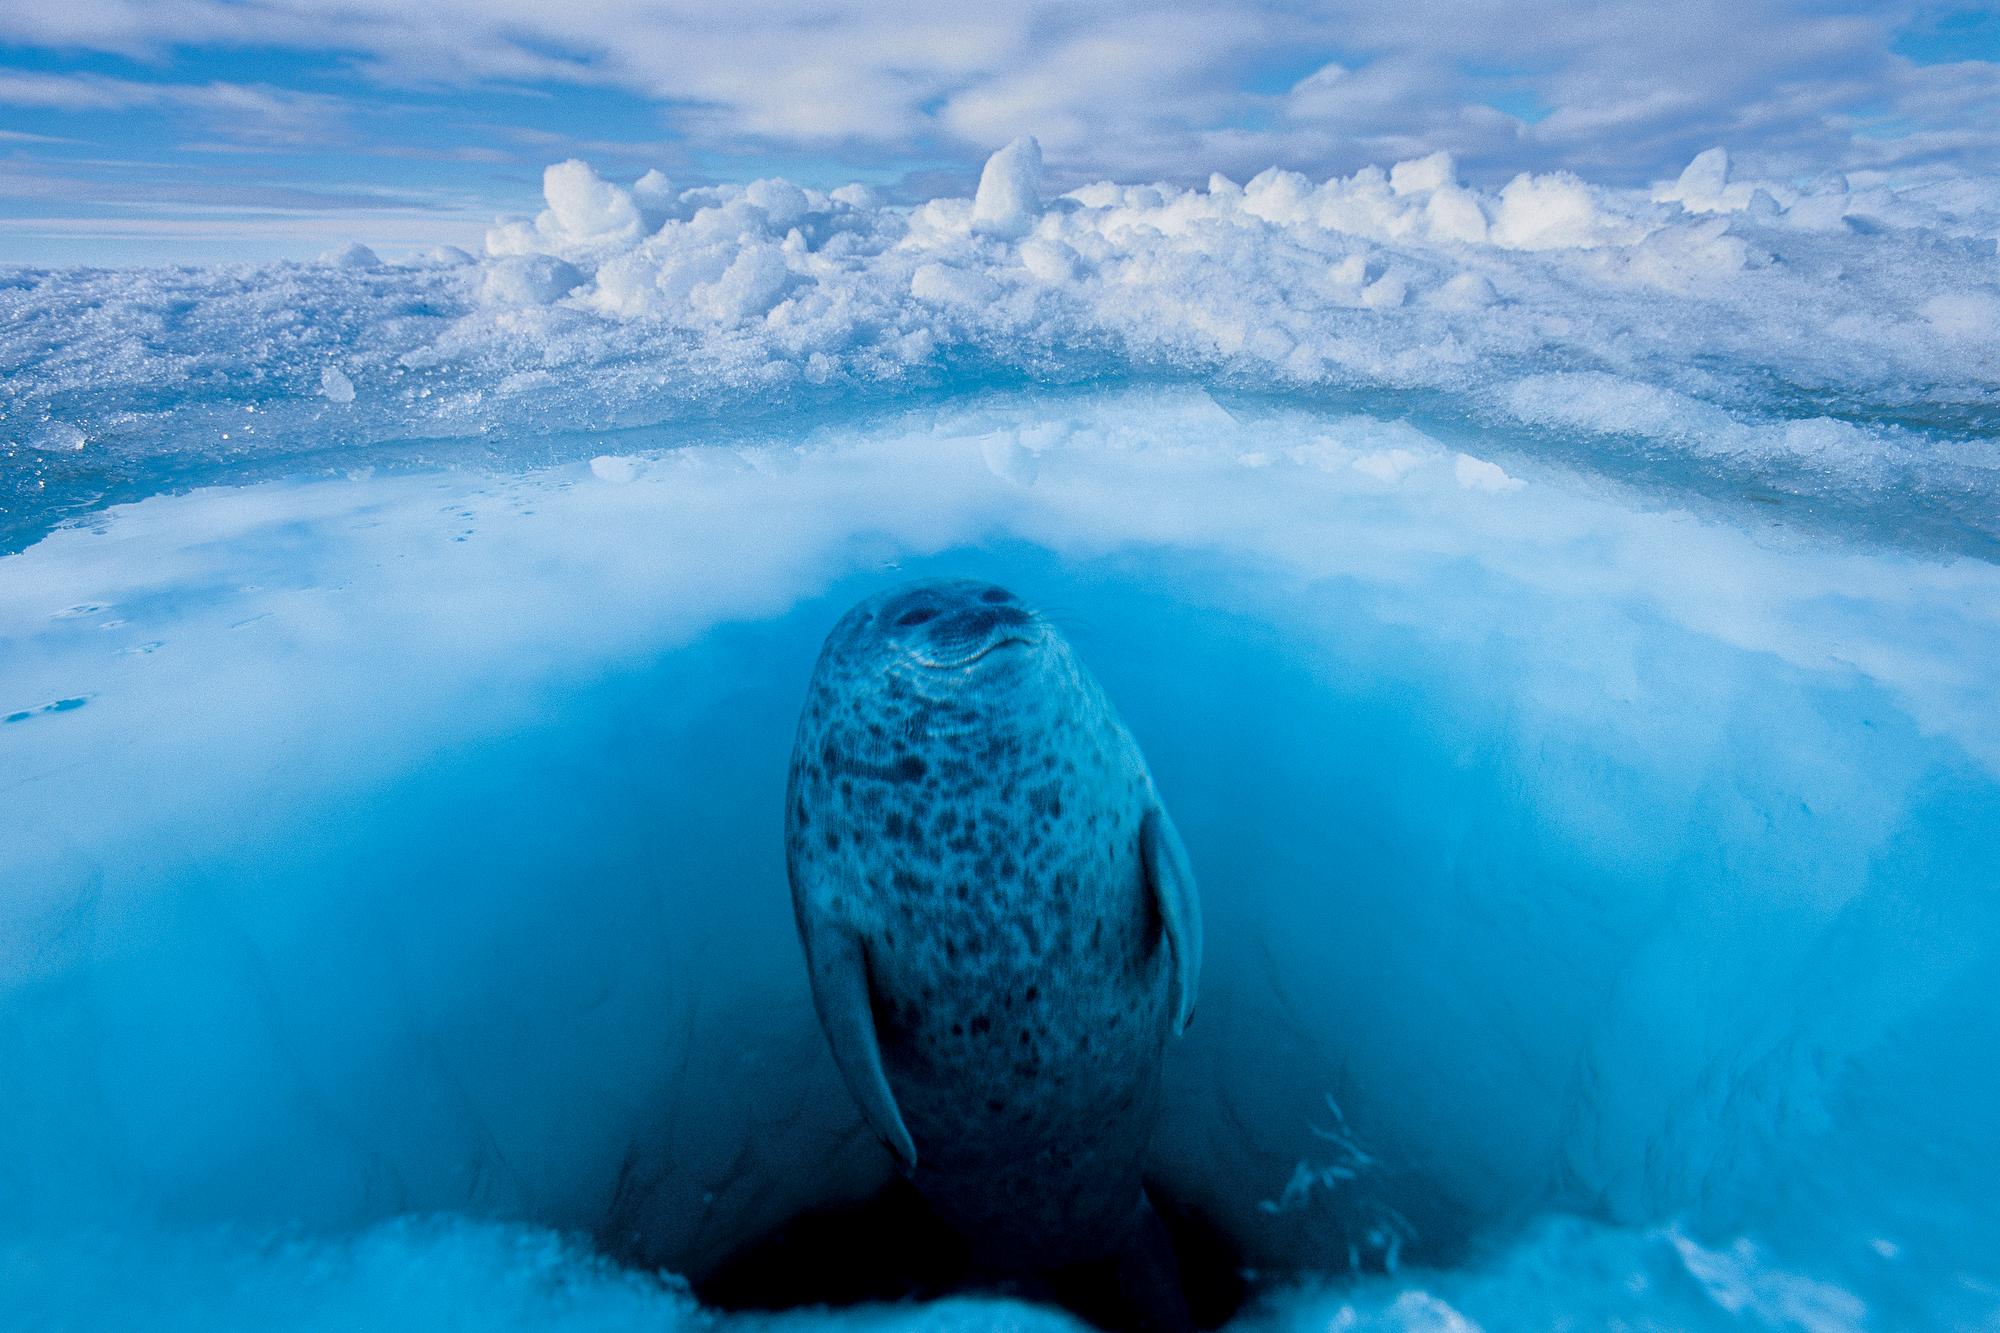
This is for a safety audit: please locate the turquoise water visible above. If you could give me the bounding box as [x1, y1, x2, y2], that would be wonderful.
[2, 388, 1997, 1329]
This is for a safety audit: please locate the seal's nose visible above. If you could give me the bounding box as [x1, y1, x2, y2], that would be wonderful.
[879, 582, 1035, 663]
[946, 602, 1032, 639]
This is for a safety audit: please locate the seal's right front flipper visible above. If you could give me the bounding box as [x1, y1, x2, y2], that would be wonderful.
[1141, 806, 1202, 1037]
[797, 911, 918, 1173]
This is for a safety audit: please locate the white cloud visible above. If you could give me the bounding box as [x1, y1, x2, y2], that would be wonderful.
[0, 0, 1993, 182]
[0, 72, 346, 146]
[0, 126, 79, 143]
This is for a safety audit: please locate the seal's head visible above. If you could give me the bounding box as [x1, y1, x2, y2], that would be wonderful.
[820, 578, 1055, 686]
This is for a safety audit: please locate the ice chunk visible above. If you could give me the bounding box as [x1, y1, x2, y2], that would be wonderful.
[540, 159, 644, 246]
[25, 420, 87, 452]
[1352, 447, 1426, 481]
[1491, 171, 1632, 249]
[972, 136, 1044, 240]
[1423, 185, 1488, 243]
[911, 262, 1001, 306]
[1243, 167, 1316, 225]
[632, 169, 676, 232]
[1654, 147, 1797, 217]
[1663, 147, 1733, 210]
[690, 244, 791, 322]
[317, 241, 379, 268]
[1923, 290, 2000, 341]
[980, 431, 1039, 485]
[1786, 188, 1851, 231]
[318, 366, 356, 405]
[419, 245, 476, 268]
[479, 254, 585, 306]
[1454, 452, 1524, 491]
[1390, 151, 1457, 197]
[588, 454, 640, 484]
[1019, 238, 1081, 284]
[1360, 273, 1407, 309]
[1329, 253, 1371, 289]
[1426, 272, 1496, 310]
[744, 178, 809, 229]
[482, 218, 540, 258]
[583, 251, 664, 320]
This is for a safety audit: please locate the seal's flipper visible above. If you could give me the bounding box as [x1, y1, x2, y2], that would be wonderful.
[797, 912, 918, 1172]
[1141, 806, 1202, 1036]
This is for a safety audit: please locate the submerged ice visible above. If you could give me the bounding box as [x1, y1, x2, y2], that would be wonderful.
[2, 387, 1998, 1329]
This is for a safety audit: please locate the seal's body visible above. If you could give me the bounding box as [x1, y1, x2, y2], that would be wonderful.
[785, 579, 1201, 1278]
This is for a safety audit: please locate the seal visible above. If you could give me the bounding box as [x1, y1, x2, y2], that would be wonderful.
[784, 577, 1201, 1321]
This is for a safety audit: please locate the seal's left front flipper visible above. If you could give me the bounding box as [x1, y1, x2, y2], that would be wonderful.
[795, 908, 918, 1173]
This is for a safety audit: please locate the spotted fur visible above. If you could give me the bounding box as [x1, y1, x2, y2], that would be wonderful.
[785, 578, 1198, 1271]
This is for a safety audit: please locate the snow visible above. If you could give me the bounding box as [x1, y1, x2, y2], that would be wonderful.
[0, 1215, 1086, 1332]
[6, 142, 1999, 557]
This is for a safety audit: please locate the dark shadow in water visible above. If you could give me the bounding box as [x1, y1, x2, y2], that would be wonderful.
[696, 1179, 1249, 1331]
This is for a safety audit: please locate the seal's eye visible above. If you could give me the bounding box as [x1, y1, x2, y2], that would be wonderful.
[896, 607, 937, 628]
[979, 588, 1012, 603]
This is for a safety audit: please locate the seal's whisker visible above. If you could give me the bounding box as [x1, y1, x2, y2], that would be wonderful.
[1032, 600, 1092, 637]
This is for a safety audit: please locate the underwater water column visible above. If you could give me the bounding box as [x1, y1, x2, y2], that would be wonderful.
[1, 388, 1997, 1329]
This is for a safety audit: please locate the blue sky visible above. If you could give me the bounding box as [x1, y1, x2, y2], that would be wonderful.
[1, 0, 1996, 265]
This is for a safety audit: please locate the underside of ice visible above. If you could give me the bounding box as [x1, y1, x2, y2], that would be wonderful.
[3, 387, 1998, 1328]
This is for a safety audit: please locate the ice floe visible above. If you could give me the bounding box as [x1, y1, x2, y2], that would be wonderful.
[5, 142, 1997, 555]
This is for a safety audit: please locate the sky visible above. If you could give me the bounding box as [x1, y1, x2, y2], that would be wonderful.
[1, 0, 1997, 265]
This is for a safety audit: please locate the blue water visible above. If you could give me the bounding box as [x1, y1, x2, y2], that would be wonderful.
[2, 387, 1996, 1329]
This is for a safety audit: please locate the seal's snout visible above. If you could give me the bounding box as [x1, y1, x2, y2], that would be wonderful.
[925, 591, 1036, 665]
[947, 602, 1033, 639]
[876, 580, 1038, 669]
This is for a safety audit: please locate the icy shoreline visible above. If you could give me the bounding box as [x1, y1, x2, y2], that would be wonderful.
[5, 142, 1998, 556]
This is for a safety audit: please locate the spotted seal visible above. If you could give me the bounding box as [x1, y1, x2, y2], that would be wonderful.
[784, 577, 1201, 1307]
